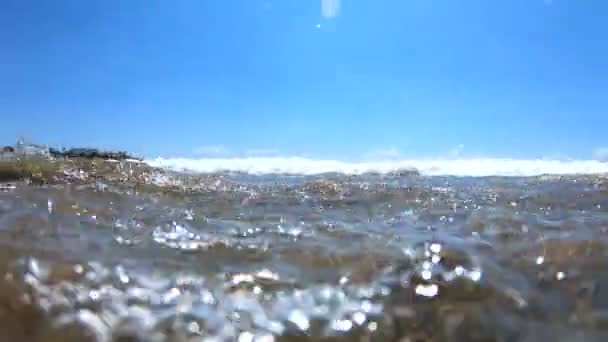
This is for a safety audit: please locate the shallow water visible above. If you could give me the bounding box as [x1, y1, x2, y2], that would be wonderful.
[1, 172, 608, 341]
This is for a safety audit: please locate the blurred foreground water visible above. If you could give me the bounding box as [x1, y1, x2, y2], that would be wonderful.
[1, 163, 608, 341]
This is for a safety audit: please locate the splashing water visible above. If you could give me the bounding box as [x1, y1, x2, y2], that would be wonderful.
[1, 170, 608, 341]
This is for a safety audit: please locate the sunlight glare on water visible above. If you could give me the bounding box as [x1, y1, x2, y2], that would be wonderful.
[1, 166, 608, 340]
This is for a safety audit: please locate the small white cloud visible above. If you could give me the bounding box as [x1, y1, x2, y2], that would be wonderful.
[193, 145, 231, 157]
[245, 149, 280, 157]
[540, 152, 569, 161]
[316, 23, 321, 29]
[593, 147, 608, 162]
[363, 147, 402, 160]
[322, 0, 340, 18]
[449, 144, 465, 158]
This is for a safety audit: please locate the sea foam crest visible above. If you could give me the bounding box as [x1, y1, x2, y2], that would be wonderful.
[146, 157, 608, 177]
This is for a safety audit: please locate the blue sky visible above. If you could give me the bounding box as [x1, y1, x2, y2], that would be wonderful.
[1, 0, 607, 160]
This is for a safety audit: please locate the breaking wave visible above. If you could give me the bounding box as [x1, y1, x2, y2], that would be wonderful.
[146, 157, 608, 177]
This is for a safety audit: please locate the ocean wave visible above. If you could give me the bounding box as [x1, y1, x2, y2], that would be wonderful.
[146, 157, 608, 177]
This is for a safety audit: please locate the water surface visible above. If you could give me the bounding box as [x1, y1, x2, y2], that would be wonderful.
[1, 171, 608, 341]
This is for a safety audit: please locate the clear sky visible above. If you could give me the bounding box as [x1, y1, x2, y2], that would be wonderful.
[1, 0, 607, 160]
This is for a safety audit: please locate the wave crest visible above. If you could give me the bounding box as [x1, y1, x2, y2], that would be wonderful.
[146, 157, 608, 177]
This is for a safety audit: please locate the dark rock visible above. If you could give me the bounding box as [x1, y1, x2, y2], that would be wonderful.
[1, 146, 14, 153]
[50, 147, 139, 161]
[389, 168, 421, 177]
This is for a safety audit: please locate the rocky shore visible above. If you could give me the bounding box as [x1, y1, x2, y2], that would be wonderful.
[0, 141, 232, 194]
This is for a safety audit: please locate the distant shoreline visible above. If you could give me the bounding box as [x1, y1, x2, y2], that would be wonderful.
[2, 140, 141, 161]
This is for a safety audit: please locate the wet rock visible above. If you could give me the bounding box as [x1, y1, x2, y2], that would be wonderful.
[0, 278, 45, 341]
[0, 159, 62, 182]
[302, 180, 342, 196]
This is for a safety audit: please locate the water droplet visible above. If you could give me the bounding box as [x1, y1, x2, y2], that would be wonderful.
[89, 290, 100, 301]
[415, 284, 439, 297]
[162, 287, 181, 303]
[429, 243, 442, 254]
[331, 319, 353, 332]
[239, 331, 255, 342]
[536, 256, 545, 265]
[115, 266, 130, 284]
[468, 268, 482, 282]
[73, 264, 84, 274]
[287, 227, 302, 238]
[232, 273, 255, 285]
[361, 300, 373, 313]
[287, 309, 310, 331]
[368, 321, 378, 332]
[256, 269, 279, 281]
[352, 311, 366, 325]
[187, 321, 201, 334]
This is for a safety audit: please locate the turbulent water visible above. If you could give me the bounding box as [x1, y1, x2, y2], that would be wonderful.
[147, 157, 608, 177]
[2, 170, 608, 341]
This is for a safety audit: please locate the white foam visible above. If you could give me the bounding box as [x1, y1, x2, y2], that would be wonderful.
[145, 157, 608, 177]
